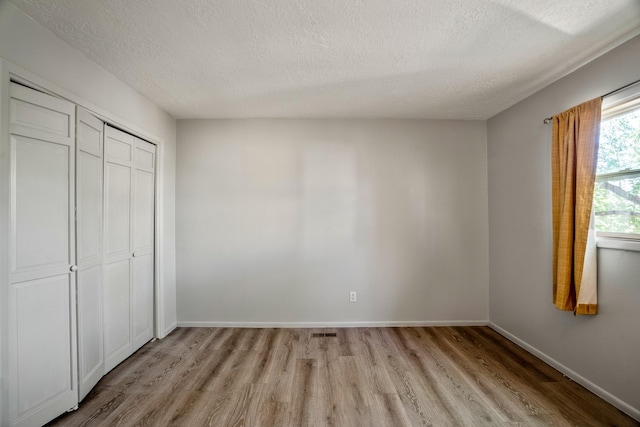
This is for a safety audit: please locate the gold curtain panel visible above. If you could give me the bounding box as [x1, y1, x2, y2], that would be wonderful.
[552, 97, 601, 315]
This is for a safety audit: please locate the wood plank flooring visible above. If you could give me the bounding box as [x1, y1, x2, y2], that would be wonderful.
[47, 327, 638, 426]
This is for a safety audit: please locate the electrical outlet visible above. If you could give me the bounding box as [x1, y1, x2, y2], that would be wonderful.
[349, 291, 357, 302]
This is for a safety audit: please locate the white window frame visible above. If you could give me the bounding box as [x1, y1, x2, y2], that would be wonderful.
[596, 83, 640, 245]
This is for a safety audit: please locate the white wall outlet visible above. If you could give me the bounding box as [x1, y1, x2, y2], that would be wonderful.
[349, 291, 357, 302]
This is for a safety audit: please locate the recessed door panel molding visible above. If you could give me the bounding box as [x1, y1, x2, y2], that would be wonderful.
[135, 137, 155, 171]
[11, 98, 70, 137]
[11, 134, 70, 275]
[77, 112, 102, 156]
[9, 83, 72, 143]
[104, 162, 132, 258]
[134, 169, 155, 254]
[132, 253, 154, 351]
[135, 148, 154, 170]
[104, 125, 133, 262]
[10, 275, 73, 418]
[77, 264, 103, 397]
[105, 126, 134, 163]
[77, 150, 102, 264]
[6, 82, 78, 427]
[76, 107, 105, 401]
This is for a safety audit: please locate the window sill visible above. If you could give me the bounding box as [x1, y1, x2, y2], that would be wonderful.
[596, 237, 640, 252]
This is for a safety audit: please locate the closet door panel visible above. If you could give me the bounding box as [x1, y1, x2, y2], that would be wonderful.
[76, 108, 104, 400]
[103, 125, 134, 372]
[7, 83, 78, 427]
[132, 139, 155, 351]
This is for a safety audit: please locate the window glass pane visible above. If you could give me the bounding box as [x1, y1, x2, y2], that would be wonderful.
[597, 109, 640, 175]
[594, 176, 640, 234]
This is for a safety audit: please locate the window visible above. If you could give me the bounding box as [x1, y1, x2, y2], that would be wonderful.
[594, 92, 640, 238]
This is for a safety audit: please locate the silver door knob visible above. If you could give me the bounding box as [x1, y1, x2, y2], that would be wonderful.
[70, 265, 78, 272]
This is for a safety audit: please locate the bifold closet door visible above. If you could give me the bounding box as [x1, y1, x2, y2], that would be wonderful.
[76, 108, 105, 401]
[7, 83, 78, 426]
[104, 125, 156, 371]
[132, 138, 155, 351]
[104, 126, 134, 371]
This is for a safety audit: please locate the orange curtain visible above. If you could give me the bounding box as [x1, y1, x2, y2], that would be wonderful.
[552, 97, 601, 315]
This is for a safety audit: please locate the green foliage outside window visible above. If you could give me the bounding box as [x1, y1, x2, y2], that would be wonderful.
[594, 109, 640, 235]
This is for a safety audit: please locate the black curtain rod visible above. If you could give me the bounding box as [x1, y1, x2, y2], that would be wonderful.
[543, 77, 640, 125]
[602, 78, 640, 98]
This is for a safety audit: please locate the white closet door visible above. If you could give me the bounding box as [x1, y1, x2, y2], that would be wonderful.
[7, 83, 78, 427]
[132, 138, 155, 351]
[76, 108, 104, 401]
[103, 125, 134, 372]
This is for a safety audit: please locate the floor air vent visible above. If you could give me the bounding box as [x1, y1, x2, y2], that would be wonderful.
[312, 333, 337, 338]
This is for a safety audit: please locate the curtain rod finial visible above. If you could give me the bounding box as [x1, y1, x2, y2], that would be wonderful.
[544, 117, 553, 125]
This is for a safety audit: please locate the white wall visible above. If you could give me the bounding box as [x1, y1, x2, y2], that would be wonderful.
[487, 35, 640, 418]
[0, 1, 177, 334]
[176, 119, 488, 325]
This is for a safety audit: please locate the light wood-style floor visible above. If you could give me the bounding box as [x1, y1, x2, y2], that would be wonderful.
[48, 327, 637, 426]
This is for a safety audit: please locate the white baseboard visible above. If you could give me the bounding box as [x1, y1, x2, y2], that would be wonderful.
[177, 320, 489, 328]
[489, 322, 640, 422]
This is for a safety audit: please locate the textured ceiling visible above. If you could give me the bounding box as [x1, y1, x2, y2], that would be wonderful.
[8, 0, 640, 119]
